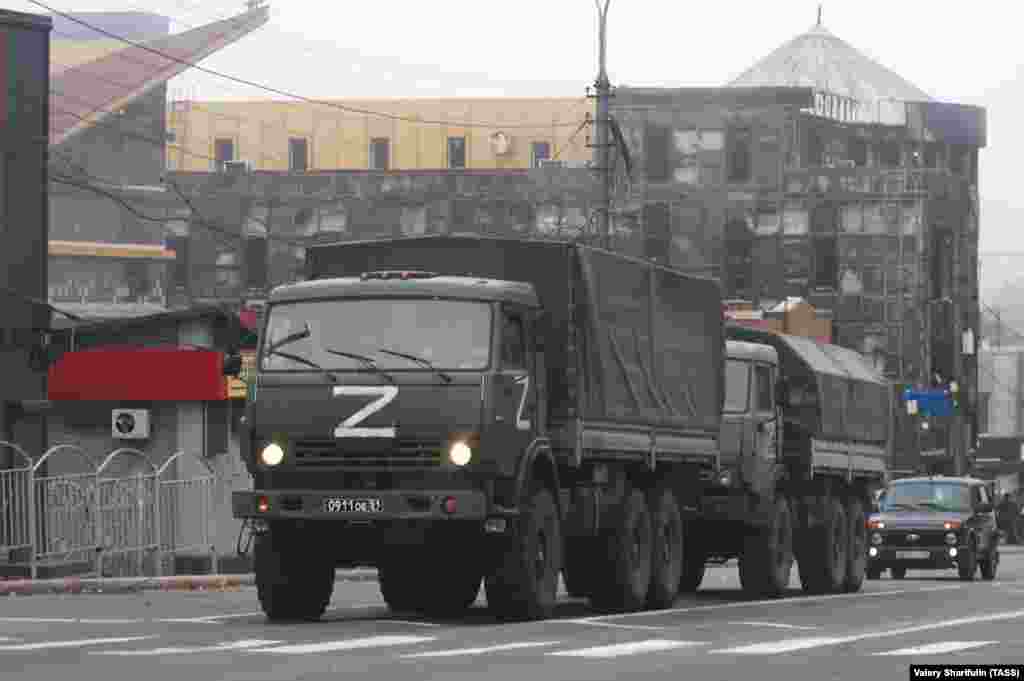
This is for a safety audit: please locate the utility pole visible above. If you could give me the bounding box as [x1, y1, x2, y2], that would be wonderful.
[590, 0, 613, 249]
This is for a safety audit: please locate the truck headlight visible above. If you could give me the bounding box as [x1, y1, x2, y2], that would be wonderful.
[449, 441, 472, 466]
[260, 443, 285, 467]
[718, 469, 733, 487]
[945, 532, 957, 545]
[871, 532, 883, 545]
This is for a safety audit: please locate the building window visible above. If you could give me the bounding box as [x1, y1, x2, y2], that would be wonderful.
[448, 137, 467, 169]
[724, 217, 754, 298]
[726, 127, 752, 183]
[812, 236, 838, 289]
[214, 138, 234, 170]
[877, 140, 901, 167]
[848, 136, 868, 167]
[531, 141, 551, 167]
[289, 138, 309, 172]
[370, 138, 390, 170]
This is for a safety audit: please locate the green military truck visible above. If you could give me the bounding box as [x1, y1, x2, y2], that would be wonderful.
[230, 235, 891, 621]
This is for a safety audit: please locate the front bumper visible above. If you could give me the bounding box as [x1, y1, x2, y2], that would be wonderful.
[867, 544, 965, 569]
[232, 489, 496, 522]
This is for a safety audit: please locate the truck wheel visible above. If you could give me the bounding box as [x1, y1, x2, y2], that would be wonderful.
[255, 529, 335, 622]
[866, 566, 882, 580]
[679, 520, 706, 593]
[646, 485, 683, 609]
[378, 559, 426, 613]
[890, 566, 907, 579]
[798, 498, 848, 594]
[843, 498, 867, 593]
[980, 547, 999, 581]
[739, 496, 794, 598]
[485, 486, 562, 622]
[958, 539, 978, 581]
[590, 489, 653, 613]
[563, 537, 596, 599]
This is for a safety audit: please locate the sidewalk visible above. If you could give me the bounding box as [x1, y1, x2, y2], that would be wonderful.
[0, 568, 379, 596]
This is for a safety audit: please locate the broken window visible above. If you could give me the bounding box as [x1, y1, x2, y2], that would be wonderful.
[810, 203, 835, 236]
[782, 238, 810, 284]
[804, 126, 824, 167]
[840, 203, 863, 234]
[645, 123, 671, 182]
[726, 127, 752, 183]
[863, 203, 886, 235]
[448, 137, 467, 169]
[756, 205, 780, 236]
[370, 138, 390, 170]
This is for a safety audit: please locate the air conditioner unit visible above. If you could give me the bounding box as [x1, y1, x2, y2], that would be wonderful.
[223, 160, 252, 173]
[112, 409, 150, 440]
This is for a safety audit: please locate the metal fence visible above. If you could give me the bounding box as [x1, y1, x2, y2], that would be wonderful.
[0, 442, 217, 579]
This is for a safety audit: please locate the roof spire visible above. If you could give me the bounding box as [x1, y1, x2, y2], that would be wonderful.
[817, 4, 822, 26]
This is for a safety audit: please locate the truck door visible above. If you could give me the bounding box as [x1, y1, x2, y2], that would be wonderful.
[491, 306, 538, 451]
[745, 362, 779, 498]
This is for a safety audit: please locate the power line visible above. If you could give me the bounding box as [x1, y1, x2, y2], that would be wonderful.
[33, 0, 583, 131]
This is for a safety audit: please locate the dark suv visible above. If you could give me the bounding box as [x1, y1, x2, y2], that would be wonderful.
[866, 476, 1001, 581]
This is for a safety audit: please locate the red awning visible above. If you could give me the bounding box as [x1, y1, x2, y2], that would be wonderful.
[48, 347, 227, 401]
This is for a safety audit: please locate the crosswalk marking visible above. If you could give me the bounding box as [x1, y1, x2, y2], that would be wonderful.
[91, 639, 281, 656]
[874, 641, 998, 656]
[402, 641, 562, 659]
[0, 636, 157, 652]
[252, 636, 435, 654]
[548, 640, 706, 658]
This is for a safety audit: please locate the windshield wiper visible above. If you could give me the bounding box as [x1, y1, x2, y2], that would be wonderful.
[265, 348, 338, 382]
[886, 503, 920, 511]
[266, 324, 311, 354]
[378, 348, 453, 383]
[323, 347, 396, 384]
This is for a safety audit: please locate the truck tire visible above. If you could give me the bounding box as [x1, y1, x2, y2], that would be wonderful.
[646, 485, 683, 609]
[798, 497, 848, 594]
[679, 522, 706, 593]
[590, 489, 653, 613]
[843, 498, 867, 593]
[979, 546, 999, 581]
[563, 537, 597, 599]
[739, 496, 794, 598]
[485, 485, 562, 622]
[255, 529, 335, 622]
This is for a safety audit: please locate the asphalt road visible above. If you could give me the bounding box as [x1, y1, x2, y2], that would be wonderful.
[4, 551, 1024, 681]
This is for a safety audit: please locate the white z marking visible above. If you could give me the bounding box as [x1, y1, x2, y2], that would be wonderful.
[332, 385, 399, 438]
[514, 375, 532, 431]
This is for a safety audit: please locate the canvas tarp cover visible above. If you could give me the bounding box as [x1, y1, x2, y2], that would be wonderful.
[727, 324, 890, 444]
[306, 236, 724, 433]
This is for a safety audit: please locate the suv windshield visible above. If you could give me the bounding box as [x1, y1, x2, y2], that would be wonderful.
[260, 299, 492, 371]
[880, 481, 972, 513]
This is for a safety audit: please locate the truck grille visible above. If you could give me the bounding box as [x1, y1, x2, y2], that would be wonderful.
[292, 439, 444, 469]
[885, 530, 948, 547]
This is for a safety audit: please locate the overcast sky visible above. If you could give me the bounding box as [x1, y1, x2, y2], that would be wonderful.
[12, 0, 1024, 294]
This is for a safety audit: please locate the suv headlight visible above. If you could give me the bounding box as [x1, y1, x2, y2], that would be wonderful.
[449, 441, 472, 466]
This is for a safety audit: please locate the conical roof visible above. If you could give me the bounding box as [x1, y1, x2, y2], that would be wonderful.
[727, 15, 932, 104]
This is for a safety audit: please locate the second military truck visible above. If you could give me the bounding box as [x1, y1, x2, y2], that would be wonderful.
[231, 235, 891, 621]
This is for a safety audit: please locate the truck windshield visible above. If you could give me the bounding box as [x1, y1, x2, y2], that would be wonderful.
[880, 482, 972, 513]
[724, 360, 750, 413]
[259, 299, 492, 371]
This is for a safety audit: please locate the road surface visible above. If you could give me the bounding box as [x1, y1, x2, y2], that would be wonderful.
[3, 552, 1024, 680]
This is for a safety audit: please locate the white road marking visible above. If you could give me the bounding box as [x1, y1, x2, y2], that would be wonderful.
[729, 621, 820, 631]
[548, 640, 706, 658]
[402, 641, 562, 658]
[253, 636, 435, 654]
[381, 620, 441, 628]
[0, 638, 17, 642]
[874, 641, 998, 656]
[571, 585, 962, 623]
[711, 608, 1024, 655]
[92, 640, 282, 656]
[561, 621, 669, 631]
[0, 636, 157, 652]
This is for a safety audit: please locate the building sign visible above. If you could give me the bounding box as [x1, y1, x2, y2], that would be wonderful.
[802, 90, 907, 127]
[225, 349, 258, 400]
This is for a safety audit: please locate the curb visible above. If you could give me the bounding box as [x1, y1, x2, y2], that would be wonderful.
[0, 569, 379, 596]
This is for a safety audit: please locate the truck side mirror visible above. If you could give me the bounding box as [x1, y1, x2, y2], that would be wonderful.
[775, 379, 788, 407]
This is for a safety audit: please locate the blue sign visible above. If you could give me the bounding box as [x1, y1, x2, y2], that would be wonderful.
[904, 388, 953, 418]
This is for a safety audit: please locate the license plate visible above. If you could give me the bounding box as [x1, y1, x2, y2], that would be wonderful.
[322, 497, 382, 514]
[895, 550, 930, 560]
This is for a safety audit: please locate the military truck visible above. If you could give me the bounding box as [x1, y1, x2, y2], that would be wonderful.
[691, 326, 892, 597]
[230, 235, 892, 622]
